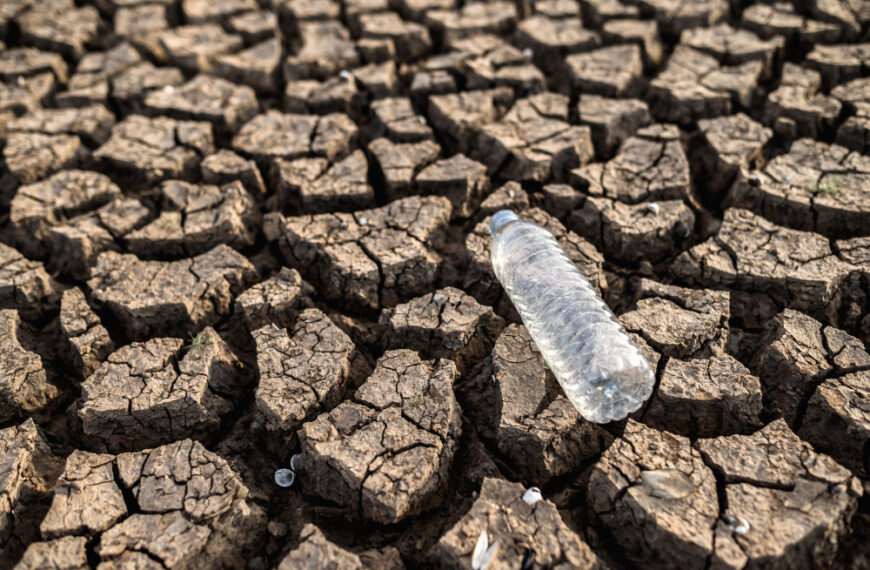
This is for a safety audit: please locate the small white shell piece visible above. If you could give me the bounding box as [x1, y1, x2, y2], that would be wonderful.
[522, 486, 543, 505]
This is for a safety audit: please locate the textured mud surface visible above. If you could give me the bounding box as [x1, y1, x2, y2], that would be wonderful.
[0, 0, 869, 568]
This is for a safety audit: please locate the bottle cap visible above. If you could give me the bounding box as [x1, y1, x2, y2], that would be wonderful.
[489, 210, 519, 236]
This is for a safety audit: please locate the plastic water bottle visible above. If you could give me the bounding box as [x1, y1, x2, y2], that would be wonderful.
[489, 210, 655, 423]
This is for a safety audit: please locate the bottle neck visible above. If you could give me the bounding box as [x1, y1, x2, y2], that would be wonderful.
[489, 210, 520, 236]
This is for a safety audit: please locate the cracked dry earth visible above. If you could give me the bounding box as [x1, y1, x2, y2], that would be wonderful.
[1, 0, 870, 569]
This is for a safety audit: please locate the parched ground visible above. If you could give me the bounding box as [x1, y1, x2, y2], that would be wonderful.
[0, 0, 869, 569]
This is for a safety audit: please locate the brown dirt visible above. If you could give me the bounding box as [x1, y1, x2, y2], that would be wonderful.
[1, 1, 869, 569]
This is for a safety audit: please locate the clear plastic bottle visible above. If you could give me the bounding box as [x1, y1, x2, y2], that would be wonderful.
[489, 210, 655, 423]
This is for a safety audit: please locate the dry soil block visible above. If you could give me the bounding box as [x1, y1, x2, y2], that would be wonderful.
[39, 439, 266, 568]
[298, 349, 461, 523]
[697, 420, 862, 569]
[430, 477, 604, 569]
[672, 208, 860, 327]
[78, 328, 249, 452]
[88, 244, 257, 339]
[59, 287, 114, 380]
[726, 138, 870, 239]
[565, 44, 643, 98]
[277, 150, 374, 214]
[2, 133, 86, 188]
[267, 195, 451, 311]
[235, 267, 313, 331]
[10, 169, 121, 258]
[648, 45, 762, 125]
[0, 310, 57, 423]
[576, 94, 651, 158]
[283, 20, 358, 80]
[680, 23, 782, 78]
[752, 309, 869, 419]
[427, 88, 512, 154]
[763, 64, 840, 140]
[567, 196, 695, 264]
[233, 111, 357, 164]
[201, 149, 266, 196]
[694, 113, 772, 200]
[634, 0, 727, 37]
[368, 137, 440, 200]
[6, 104, 115, 146]
[14, 536, 88, 570]
[379, 286, 504, 374]
[0, 420, 61, 566]
[571, 124, 690, 204]
[0, 243, 58, 320]
[480, 325, 613, 485]
[415, 154, 490, 219]
[277, 524, 366, 569]
[369, 97, 434, 143]
[589, 420, 719, 569]
[46, 197, 150, 281]
[253, 308, 365, 452]
[94, 115, 214, 189]
[801, 369, 870, 477]
[143, 74, 259, 139]
[125, 180, 259, 259]
[619, 279, 730, 358]
[474, 93, 594, 182]
[643, 354, 763, 437]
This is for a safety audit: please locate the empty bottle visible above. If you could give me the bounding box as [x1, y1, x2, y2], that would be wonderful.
[489, 210, 655, 423]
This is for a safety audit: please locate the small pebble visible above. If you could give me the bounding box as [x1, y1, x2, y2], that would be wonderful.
[274, 468, 295, 488]
[340, 220, 348, 229]
[640, 469, 694, 499]
[339, 69, 352, 80]
[522, 486, 542, 505]
[432, 291, 448, 305]
[785, 173, 794, 182]
[522, 47, 534, 59]
[162, 85, 175, 93]
[358, 216, 368, 226]
[418, 116, 426, 124]
[749, 175, 761, 187]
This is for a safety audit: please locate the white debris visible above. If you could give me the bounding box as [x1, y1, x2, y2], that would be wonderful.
[472, 530, 500, 570]
[472, 530, 489, 569]
[724, 514, 750, 535]
[274, 468, 295, 488]
[522, 486, 543, 505]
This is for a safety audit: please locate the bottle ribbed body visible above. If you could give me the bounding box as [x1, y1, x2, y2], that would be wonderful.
[489, 211, 655, 423]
